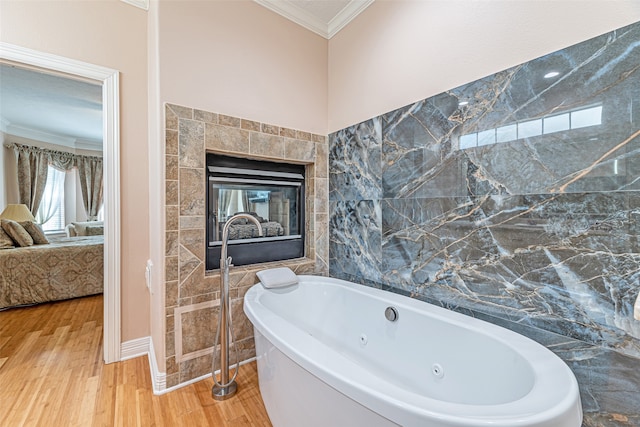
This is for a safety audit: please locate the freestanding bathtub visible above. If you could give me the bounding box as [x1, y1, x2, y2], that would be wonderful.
[244, 275, 583, 427]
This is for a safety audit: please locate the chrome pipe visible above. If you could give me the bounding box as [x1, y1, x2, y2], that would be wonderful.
[212, 213, 263, 400]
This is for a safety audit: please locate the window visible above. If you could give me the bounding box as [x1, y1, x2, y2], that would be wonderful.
[36, 166, 66, 232]
[458, 104, 603, 150]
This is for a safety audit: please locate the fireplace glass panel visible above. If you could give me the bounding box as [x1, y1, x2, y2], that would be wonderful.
[209, 184, 300, 243]
[206, 154, 305, 270]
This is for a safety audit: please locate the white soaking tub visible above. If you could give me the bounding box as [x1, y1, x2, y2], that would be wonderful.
[243, 275, 583, 427]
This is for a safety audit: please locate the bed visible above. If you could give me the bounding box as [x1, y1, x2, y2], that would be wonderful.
[0, 235, 103, 310]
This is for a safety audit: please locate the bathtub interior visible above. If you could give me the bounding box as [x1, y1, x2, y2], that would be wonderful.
[246, 276, 583, 427]
[257, 278, 537, 405]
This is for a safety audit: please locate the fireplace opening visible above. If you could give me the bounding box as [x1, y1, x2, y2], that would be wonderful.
[206, 154, 305, 270]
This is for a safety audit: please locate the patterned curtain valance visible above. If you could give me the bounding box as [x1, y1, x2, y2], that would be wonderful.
[5, 143, 104, 220]
[4, 143, 102, 171]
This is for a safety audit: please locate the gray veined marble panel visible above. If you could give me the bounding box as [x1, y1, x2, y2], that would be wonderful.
[382, 96, 469, 199]
[381, 193, 640, 357]
[329, 118, 382, 201]
[329, 20, 640, 426]
[329, 200, 382, 283]
[381, 23, 640, 199]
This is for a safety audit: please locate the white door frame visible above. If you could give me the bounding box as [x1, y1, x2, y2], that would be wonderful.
[0, 42, 122, 363]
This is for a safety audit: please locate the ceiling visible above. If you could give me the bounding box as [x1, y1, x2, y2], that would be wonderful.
[254, 0, 374, 39]
[0, 63, 103, 152]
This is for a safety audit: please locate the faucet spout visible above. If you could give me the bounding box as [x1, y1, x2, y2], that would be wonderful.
[213, 213, 263, 401]
[220, 213, 264, 265]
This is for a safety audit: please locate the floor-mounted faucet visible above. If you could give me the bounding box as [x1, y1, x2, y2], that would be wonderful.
[212, 213, 263, 400]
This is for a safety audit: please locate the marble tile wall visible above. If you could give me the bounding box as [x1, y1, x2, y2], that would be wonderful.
[329, 21, 640, 425]
[165, 104, 328, 388]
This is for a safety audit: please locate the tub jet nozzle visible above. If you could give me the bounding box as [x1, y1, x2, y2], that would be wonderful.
[385, 306, 399, 322]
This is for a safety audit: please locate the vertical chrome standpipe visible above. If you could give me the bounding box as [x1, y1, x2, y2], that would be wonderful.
[212, 213, 263, 400]
[213, 254, 236, 399]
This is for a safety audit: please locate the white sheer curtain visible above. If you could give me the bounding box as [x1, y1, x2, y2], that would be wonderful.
[36, 166, 66, 231]
[225, 189, 248, 217]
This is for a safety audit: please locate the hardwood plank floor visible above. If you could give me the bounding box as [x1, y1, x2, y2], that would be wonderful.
[0, 295, 272, 426]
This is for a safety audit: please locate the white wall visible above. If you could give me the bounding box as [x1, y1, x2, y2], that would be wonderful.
[148, 0, 165, 372]
[328, 0, 640, 132]
[157, 0, 328, 134]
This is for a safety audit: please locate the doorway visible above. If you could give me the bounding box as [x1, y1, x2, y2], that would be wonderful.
[0, 42, 121, 363]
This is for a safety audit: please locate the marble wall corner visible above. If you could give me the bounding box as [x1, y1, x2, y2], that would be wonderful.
[329, 117, 383, 201]
[329, 200, 383, 283]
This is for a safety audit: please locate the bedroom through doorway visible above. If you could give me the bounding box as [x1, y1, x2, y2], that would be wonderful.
[0, 43, 121, 364]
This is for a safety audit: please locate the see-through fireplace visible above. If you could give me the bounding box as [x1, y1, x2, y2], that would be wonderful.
[206, 154, 305, 270]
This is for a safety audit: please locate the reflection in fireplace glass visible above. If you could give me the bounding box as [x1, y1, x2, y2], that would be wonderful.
[209, 184, 300, 242]
[206, 154, 305, 269]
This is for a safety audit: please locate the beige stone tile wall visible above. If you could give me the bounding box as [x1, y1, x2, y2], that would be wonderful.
[164, 103, 329, 388]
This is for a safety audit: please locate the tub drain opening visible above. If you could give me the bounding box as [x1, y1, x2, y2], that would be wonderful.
[432, 363, 444, 378]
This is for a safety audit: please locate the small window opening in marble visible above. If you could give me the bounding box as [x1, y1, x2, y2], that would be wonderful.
[458, 104, 602, 150]
[205, 154, 305, 270]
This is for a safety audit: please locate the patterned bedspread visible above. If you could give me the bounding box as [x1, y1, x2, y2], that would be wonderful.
[0, 236, 103, 309]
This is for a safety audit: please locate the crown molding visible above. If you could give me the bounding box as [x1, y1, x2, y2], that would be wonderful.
[75, 139, 104, 152]
[328, 0, 374, 38]
[121, 0, 149, 11]
[254, 0, 327, 38]
[0, 120, 102, 151]
[3, 122, 76, 146]
[254, 0, 373, 39]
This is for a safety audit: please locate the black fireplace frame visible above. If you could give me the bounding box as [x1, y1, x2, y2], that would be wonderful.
[205, 154, 305, 270]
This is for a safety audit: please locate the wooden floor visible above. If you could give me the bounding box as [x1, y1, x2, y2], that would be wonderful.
[0, 295, 272, 426]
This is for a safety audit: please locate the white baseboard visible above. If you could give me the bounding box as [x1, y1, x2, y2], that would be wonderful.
[120, 336, 150, 360]
[155, 357, 257, 396]
[120, 336, 166, 393]
[120, 337, 254, 395]
[148, 338, 167, 393]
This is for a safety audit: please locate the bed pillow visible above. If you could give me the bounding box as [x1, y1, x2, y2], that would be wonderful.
[0, 226, 15, 249]
[71, 221, 104, 236]
[1, 219, 34, 247]
[19, 221, 49, 245]
[85, 225, 104, 236]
